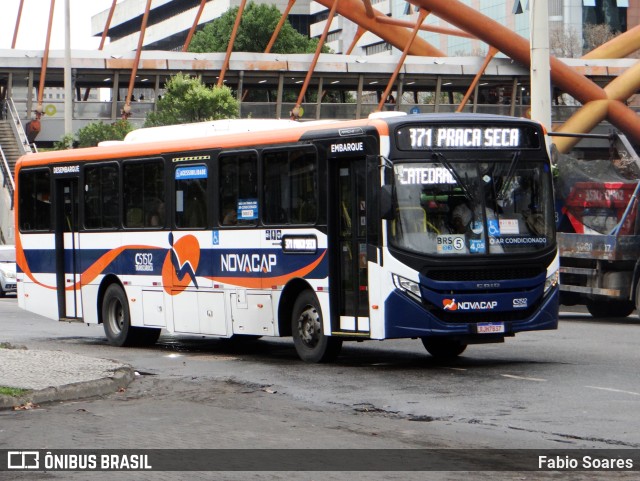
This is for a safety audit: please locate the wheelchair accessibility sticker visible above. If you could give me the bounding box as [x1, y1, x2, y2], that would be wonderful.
[488, 220, 501, 236]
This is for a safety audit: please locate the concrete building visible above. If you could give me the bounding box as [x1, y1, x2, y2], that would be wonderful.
[92, 0, 314, 52]
[311, 0, 636, 57]
[93, 0, 638, 59]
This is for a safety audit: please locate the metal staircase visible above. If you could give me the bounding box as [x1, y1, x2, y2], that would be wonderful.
[0, 99, 35, 245]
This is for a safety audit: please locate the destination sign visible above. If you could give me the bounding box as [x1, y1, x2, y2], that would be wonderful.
[282, 235, 317, 254]
[396, 125, 540, 150]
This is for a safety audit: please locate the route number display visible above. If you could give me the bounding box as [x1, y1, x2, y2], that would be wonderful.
[396, 124, 540, 150]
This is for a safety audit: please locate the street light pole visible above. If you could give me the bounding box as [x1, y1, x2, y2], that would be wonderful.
[64, 0, 73, 139]
[529, 0, 552, 133]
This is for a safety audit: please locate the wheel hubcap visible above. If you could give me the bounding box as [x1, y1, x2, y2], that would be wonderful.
[297, 305, 321, 349]
[108, 298, 124, 334]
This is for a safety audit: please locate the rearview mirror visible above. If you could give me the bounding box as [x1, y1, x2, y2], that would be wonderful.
[380, 185, 394, 220]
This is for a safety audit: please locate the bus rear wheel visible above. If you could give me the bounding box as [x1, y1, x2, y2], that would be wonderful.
[102, 284, 160, 347]
[292, 290, 342, 363]
[421, 338, 467, 359]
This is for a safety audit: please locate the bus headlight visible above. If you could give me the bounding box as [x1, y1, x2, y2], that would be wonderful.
[392, 274, 422, 302]
[544, 270, 559, 294]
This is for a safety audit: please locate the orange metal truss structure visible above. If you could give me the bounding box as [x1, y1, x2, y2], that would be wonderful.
[309, 0, 640, 152]
[15, 0, 640, 152]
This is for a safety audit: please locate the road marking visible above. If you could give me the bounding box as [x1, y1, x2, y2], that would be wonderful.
[585, 386, 640, 396]
[501, 374, 547, 382]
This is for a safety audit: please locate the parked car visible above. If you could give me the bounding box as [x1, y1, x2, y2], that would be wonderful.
[0, 245, 16, 297]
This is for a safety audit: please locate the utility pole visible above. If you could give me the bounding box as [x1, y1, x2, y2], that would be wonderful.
[64, 0, 73, 139]
[529, 0, 552, 134]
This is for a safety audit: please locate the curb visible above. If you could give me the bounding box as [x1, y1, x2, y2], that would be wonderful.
[0, 366, 136, 410]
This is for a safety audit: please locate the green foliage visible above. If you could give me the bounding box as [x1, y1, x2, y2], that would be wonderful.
[188, 2, 329, 54]
[74, 120, 133, 148]
[0, 386, 28, 397]
[110, 119, 135, 141]
[144, 73, 239, 127]
[53, 133, 75, 150]
[53, 120, 134, 149]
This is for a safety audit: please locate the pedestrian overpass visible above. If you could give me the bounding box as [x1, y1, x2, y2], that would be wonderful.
[0, 48, 637, 244]
[2, 49, 636, 141]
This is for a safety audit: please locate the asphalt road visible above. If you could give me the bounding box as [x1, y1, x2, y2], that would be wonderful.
[0, 295, 639, 480]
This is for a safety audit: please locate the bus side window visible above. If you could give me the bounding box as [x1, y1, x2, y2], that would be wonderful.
[263, 147, 317, 226]
[84, 164, 119, 230]
[219, 152, 258, 227]
[123, 160, 164, 229]
[18, 169, 51, 232]
[290, 150, 317, 225]
[263, 151, 288, 224]
[175, 165, 207, 229]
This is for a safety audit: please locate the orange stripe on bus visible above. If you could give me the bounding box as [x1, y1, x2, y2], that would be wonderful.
[17, 243, 163, 290]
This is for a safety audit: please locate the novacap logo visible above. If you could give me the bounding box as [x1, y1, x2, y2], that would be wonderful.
[442, 298, 498, 310]
[162, 234, 200, 294]
[442, 299, 458, 310]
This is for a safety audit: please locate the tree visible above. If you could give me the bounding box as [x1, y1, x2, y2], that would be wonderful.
[54, 119, 134, 149]
[583, 23, 616, 53]
[144, 73, 239, 127]
[549, 25, 582, 58]
[188, 2, 327, 54]
[77, 119, 133, 147]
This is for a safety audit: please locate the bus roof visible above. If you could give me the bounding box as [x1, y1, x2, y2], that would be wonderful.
[15, 113, 540, 170]
[16, 117, 386, 169]
[119, 118, 336, 144]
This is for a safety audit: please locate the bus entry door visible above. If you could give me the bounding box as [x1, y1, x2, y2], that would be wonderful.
[332, 157, 371, 334]
[54, 178, 82, 320]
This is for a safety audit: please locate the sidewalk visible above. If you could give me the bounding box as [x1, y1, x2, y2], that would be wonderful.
[0, 346, 135, 409]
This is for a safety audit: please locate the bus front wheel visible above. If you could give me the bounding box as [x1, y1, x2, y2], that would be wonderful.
[102, 284, 160, 347]
[292, 290, 342, 363]
[421, 338, 467, 359]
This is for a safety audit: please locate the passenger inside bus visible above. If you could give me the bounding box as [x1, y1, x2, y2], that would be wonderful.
[222, 203, 237, 225]
[185, 196, 205, 227]
[148, 200, 165, 227]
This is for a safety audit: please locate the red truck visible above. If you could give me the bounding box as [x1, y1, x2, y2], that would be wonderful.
[556, 134, 640, 318]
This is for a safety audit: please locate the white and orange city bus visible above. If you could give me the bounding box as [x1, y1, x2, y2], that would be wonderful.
[15, 113, 559, 362]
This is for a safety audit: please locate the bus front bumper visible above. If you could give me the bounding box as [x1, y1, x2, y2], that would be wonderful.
[383, 286, 559, 341]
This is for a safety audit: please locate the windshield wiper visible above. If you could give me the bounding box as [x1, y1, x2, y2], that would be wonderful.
[431, 151, 474, 202]
[497, 151, 521, 200]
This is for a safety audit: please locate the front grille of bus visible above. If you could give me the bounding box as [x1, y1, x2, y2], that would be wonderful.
[426, 267, 543, 282]
[434, 306, 537, 324]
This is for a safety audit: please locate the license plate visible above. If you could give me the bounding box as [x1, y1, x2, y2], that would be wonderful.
[477, 322, 505, 334]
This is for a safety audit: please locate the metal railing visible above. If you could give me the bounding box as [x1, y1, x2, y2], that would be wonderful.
[0, 145, 14, 209]
[6, 98, 36, 155]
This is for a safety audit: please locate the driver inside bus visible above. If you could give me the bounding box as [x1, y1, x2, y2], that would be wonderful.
[451, 199, 504, 253]
[451, 201, 498, 234]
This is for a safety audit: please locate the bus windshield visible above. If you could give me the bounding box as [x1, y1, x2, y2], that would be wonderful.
[389, 158, 555, 256]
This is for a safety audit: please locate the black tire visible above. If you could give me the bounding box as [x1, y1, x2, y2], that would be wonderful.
[559, 291, 581, 306]
[102, 284, 161, 347]
[0, 288, 5, 298]
[586, 299, 635, 318]
[421, 338, 467, 359]
[292, 290, 342, 363]
[134, 327, 162, 346]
